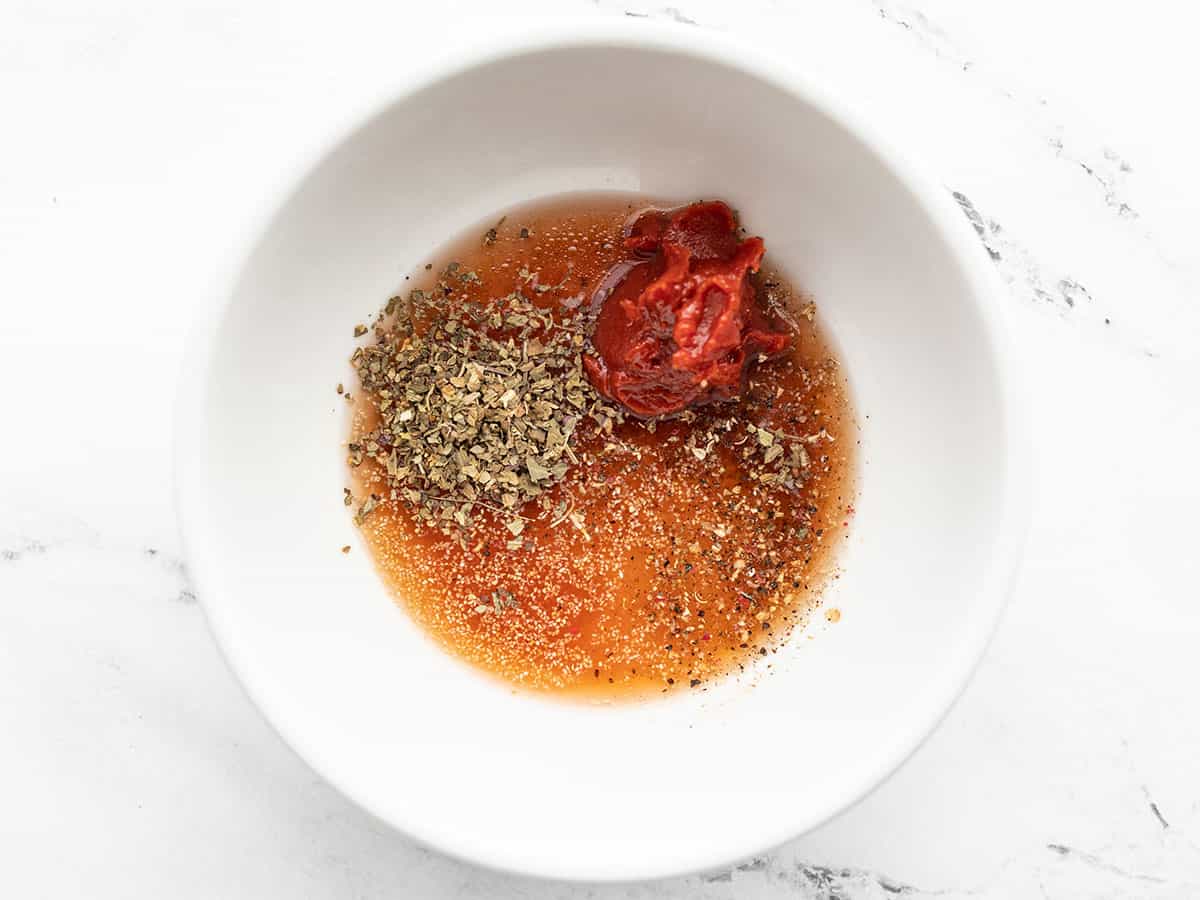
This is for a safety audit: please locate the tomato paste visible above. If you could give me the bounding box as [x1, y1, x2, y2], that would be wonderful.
[583, 201, 790, 417]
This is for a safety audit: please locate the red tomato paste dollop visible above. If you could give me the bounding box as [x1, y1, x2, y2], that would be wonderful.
[583, 201, 790, 417]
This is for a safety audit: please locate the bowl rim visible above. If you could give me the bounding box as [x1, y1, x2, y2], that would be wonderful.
[174, 18, 1030, 883]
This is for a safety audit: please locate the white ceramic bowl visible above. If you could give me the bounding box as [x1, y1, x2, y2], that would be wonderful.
[176, 23, 1026, 882]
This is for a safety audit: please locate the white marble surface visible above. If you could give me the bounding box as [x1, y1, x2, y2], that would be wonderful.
[3, 1, 1199, 896]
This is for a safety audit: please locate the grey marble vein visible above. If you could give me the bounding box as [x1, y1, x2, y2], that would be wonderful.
[870, 0, 965, 69]
[1051, 140, 1139, 220]
[872, 0, 1145, 228]
[720, 857, 926, 897]
[0, 530, 197, 604]
[1141, 785, 1171, 830]
[619, 6, 700, 25]
[951, 189, 1103, 316]
[1, 537, 50, 562]
[145, 546, 198, 603]
[1045, 843, 1168, 885]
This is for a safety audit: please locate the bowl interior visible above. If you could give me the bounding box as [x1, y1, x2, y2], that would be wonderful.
[179, 34, 1018, 881]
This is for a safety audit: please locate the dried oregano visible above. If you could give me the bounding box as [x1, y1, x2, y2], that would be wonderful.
[350, 272, 623, 538]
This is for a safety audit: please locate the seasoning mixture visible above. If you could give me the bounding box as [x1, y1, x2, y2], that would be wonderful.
[346, 194, 856, 698]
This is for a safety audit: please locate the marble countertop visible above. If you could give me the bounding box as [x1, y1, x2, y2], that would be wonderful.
[3, 1, 1199, 896]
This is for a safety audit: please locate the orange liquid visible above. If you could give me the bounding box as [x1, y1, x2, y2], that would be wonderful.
[350, 194, 856, 699]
